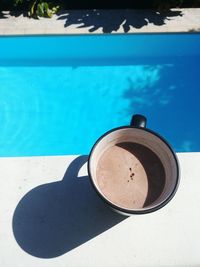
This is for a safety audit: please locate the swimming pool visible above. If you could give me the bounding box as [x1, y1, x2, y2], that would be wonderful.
[0, 33, 200, 156]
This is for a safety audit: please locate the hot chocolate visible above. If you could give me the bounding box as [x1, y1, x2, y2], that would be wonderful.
[96, 142, 166, 210]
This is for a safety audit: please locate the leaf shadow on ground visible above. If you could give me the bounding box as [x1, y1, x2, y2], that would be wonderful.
[0, 12, 6, 19]
[0, 11, 26, 19]
[12, 156, 127, 258]
[58, 9, 183, 33]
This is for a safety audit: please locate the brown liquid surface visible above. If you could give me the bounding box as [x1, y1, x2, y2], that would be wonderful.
[96, 142, 166, 209]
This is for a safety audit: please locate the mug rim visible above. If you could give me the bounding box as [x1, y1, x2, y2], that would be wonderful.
[87, 126, 180, 215]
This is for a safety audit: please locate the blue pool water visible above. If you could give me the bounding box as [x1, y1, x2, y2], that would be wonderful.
[0, 34, 200, 156]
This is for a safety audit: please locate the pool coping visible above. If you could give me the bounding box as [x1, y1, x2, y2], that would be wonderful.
[0, 8, 200, 35]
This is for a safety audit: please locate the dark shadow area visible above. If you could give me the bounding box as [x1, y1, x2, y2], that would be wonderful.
[58, 9, 182, 33]
[0, 10, 27, 19]
[0, 13, 5, 19]
[189, 28, 200, 32]
[1, 0, 200, 11]
[117, 142, 166, 207]
[12, 156, 126, 258]
[0, 10, 9, 18]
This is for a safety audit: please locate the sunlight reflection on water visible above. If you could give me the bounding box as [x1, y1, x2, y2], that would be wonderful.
[0, 61, 199, 156]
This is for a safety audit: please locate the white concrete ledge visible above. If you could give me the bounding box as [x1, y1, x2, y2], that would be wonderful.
[0, 8, 200, 35]
[0, 152, 200, 266]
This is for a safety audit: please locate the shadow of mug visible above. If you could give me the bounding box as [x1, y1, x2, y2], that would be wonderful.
[12, 156, 126, 258]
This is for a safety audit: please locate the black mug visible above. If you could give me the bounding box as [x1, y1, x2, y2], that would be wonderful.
[88, 114, 180, 215]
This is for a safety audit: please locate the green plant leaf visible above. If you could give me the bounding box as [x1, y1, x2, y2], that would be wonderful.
[18, 0, 59, 18]
[29, 0, 37, 17]
[36, 3, 45, 17]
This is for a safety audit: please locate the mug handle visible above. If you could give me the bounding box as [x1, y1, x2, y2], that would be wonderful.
[130, 114, 147, 128]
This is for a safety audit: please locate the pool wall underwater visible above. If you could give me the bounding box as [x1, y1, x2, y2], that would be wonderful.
[0, 33, 200, 156]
